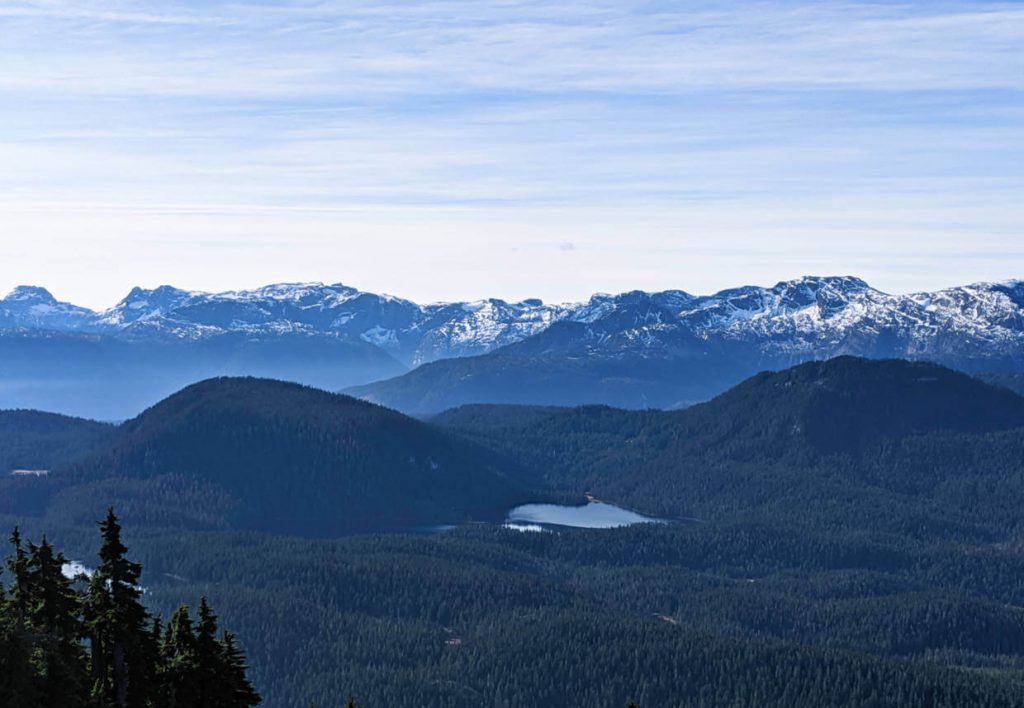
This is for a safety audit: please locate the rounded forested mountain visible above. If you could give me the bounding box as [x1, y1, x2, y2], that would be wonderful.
[696, 356, 1024, 454]
[61, 378, 529, 534]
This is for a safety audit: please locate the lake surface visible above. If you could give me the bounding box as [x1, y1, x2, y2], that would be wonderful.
[505, 501, 667, 529]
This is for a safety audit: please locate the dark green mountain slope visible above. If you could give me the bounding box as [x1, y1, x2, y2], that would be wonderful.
[428, 403, 569, 429]
[0, 409, 114, 473]
[1, 378, 529, 534]
[5, 359, 1024, 706]
[436, 357, 1024, 535]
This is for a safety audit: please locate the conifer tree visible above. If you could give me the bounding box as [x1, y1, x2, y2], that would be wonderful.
[83, 508, 159, 708]
[160, 604, 201, 707]
[0, 513, 259, 708]
[6, 527, 30, 630]
[26, 537, 89, 706]
[0, 580, 41, 707]
[219, 630, 262, 707]
[196, 596, 222, 704]
[26, 538, 81, 635]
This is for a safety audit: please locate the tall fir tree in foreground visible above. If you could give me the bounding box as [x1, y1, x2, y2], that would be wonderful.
[84, 508, 159, 708]
[26, 536, 89, 705]
[0, 509, 260, 708]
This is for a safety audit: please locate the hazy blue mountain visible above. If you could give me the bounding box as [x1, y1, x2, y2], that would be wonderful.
[0, 329, 406, 420]
[976, 371, 1024, 397]
[349, 277, 1024, 413]
[3, 276, 1024, 417]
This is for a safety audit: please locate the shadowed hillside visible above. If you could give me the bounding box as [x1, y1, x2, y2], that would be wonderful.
[1, 378, 529, 535]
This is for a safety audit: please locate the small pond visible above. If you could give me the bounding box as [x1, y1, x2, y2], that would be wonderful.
[505, 501, 668, 529]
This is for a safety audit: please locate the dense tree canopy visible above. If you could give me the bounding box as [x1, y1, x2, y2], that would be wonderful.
[3, 358, 1024, 706]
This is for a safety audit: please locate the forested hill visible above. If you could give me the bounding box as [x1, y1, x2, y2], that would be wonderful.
[0, 378, 530, 535]
[0, 410, 114, 473]
[8, 359, 1024, 539]
[435, 357, 1024, 534]
[672, 356, 1024, 456]
[4, 359, 1024, 705]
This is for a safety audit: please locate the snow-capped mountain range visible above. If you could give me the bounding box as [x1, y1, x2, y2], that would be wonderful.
[1, 276, 1022, 418]
[3, 276, 1023, 367]
[0, 282, 565, 367]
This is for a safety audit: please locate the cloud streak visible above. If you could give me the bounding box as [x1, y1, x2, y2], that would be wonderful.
[0, 1, 1020, 307]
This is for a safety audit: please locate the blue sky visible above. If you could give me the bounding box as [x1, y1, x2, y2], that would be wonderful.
[0, 0, 1021, 307]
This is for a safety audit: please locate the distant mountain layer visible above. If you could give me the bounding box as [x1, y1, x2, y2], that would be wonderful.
[977, 371, 1024, 397]
[348, 277, 1024, 413]
[0, 410, 114, 474]
[2, 276, 1024, 416]
[0, 282, 566, 366]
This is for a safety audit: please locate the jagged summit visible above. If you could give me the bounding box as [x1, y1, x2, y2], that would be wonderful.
[0, 285, 97, 332]
[3, 285, 58, 303]
[2, 276, 1023, 391]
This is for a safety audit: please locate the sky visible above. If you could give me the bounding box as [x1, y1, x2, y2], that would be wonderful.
[0, 0, 1022, 309]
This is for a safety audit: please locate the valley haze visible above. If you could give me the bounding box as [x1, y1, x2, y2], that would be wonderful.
[1, 275, 1023, 418]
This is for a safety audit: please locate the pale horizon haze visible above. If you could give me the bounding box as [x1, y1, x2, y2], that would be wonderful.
[1, 0, 1022, 309]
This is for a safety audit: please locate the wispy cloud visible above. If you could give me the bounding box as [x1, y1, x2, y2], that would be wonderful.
[0, 1, 1021, 306]
[2, 1, 1022, 98]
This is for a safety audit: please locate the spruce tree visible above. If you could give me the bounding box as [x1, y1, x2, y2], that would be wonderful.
[219, 630, 262, 707]
[6, 527, 30, 630]
[83, 508, 159, 708]
[26, 537, 89, 706]
[26, 538, 81, 635]
[0, 580, 41, 707]
[196, 597, 222, 704]
[160, 604, 201, 707]
[0, 514, 258, 708]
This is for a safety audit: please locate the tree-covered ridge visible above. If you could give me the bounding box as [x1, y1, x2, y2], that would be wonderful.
[435, 357, 1024, 532]
[0, 378, 531, 535]
[0, 410, 114, 475]
[0, 510, 259, 708]
[3, 358, 1024, 705]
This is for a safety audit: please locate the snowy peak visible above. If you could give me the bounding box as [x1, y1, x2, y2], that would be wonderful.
[101, 285, 197, 328]
[4, 285, 58, 304]
[984, 280, 1024, 309]
[769, 275, 873, 313]
[1, 277, 1023, 370]
[686, 276, 874, 324]
[0, 286, 97, 331]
